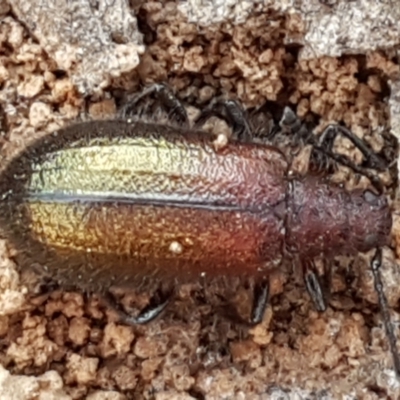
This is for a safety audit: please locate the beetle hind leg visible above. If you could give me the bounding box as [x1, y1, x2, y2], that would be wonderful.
[120, 83, 189, 125]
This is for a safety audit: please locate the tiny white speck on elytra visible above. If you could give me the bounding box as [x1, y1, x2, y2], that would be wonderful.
[213, 133, 228, 150]
[169, 241, 183, 254]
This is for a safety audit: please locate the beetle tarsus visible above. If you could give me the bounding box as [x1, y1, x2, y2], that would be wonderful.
[250, 279, 270, 325]
[103, 288, 172, 325]
[303, 260, 327, 312]
[370, 248, 400, 377]
[123, 294, 171, 325]
[217, 279, 269, 326]
[194, 99, 252, 141]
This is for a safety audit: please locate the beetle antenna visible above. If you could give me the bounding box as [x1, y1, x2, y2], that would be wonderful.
[371, 248, 400, 376]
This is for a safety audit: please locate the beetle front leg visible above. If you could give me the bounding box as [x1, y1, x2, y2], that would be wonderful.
[318, 125, 387, 171]
[120, 83, 189, 125]
[194, 99, 252, 142]
[310, 125, 386, 192]
[277, 107, 381, 170]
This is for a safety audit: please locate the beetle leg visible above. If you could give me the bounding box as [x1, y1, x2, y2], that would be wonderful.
[370, 248, 400, 376]
[303, 259, 327, 312]
[310, 125, 386, 192]
[277, 109, 386, 191]
[123, 294, 171, 325]
[194, 99, 252, 141]
[120, 83, 189, 125]
[320, 125, 387, 170]
[218, 279, 270, 326]
[102, 287, 173, 325]
[250, 278, 270, 325]
[322, 259, 332, 303]
[278, 107, 312, 144]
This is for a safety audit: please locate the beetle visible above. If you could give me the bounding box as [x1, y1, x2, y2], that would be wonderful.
[0, 84, 398, 373]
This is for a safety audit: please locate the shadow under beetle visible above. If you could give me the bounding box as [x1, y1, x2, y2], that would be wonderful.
[0, 84, 398, 374]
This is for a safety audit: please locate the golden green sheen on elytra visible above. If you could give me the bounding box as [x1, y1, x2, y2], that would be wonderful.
[29, 134, 287, 208]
